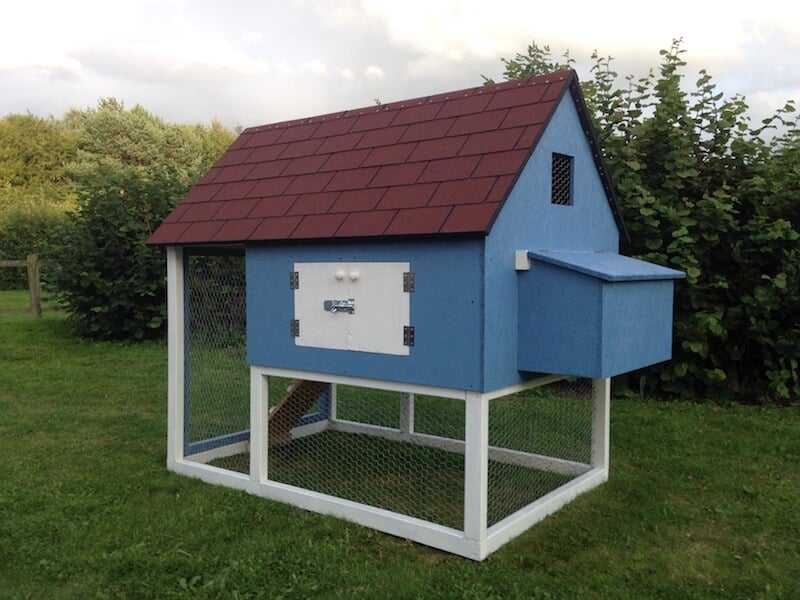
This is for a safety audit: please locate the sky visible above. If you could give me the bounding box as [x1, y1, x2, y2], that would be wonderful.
[1, 0, 798, 131]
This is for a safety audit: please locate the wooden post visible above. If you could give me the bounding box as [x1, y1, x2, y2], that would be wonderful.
[399, 392, 415, 434]
[26, 254, 41, 318]
[166, 247, 185, 466]
[464, 391, 488, 549]
[591, 378, 611, 471]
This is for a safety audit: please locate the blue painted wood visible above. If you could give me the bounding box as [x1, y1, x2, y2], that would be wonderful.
[243, 94, 681, 391]
[481, 94, 621, 390]
[246, 239, 485, 390]
[517, 254, 682, 378]
[185, 430, 250, 456]
[528, 250, 685, 281]
[297, 386, 331, 426]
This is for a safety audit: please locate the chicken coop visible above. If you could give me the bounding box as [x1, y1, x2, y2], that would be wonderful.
[148, 69, 684, 560]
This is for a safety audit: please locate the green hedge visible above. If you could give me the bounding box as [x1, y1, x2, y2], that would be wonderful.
[497, 40, 800, 403]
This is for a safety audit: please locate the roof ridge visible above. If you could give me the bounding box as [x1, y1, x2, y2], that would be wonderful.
[243, 69, 577, 134]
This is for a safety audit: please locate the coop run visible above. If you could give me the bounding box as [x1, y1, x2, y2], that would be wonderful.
[152, 71, 683, 560]
[171, 249, 609, 560]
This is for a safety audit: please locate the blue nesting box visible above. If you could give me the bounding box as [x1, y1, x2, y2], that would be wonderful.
[517, 250, 684, 378]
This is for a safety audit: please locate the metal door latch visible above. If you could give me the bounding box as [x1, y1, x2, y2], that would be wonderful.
[323, 298, 355, 314]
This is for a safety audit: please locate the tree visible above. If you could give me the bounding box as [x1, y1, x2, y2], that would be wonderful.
[494, 40, 800, 403]
[46, 99, 234, 339]
[0, 114, 77, 288]
[0, 113, 77, 188]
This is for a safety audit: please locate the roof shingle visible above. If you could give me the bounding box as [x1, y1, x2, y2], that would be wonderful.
[149, 69, 618, 246]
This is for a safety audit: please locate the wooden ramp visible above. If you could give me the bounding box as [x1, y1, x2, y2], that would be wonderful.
[268, 380, 329, 446]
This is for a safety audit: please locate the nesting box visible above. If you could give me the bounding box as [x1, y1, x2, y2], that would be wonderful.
[148, 69, 683, 560]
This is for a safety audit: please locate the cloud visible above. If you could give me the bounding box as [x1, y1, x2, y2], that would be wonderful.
[242, 30, 264, 44]
[302, 60, 328, 75]
[1, 0, 798, 134]
[365, 65, 385, 80]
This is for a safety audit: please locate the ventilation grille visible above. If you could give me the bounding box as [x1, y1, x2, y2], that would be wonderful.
[551, 153, 573, 205]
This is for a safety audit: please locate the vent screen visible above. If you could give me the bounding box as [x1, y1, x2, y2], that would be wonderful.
[551, 153, 573, 206]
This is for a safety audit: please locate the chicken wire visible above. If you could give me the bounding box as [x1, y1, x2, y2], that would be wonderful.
[208, 377, 593, 532]
[268, 384, 466, 529]
[178, 254, 594, 531]
[183, 251, 249, 460]
[488, 377, 594, 526]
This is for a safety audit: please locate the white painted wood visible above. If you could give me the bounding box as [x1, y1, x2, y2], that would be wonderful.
[487, 446, 590, 476]
[591, 378, 611, 470]
[249, 368, 268, 482]
[255, 479, 481, 559]
[170, 458, 481, 559]
[329, 383, 338, 421]
[170, 458, 252, 490]
[186, 440, 249, 465]
[331, 421, 451, 450]
[290, 419, 329, 440]
[463, 392, 488, 546]
[253, 365, 469, 400]
[331, 420, 590, 476]
[515, 249, 531, 271]
[482, 374, 567, 401]
[399, 392, 415, 434]
[166, 247, 185, 468]
[254, 367, 565, 403]
[294, 262, 410, 355]
[485, 468, 608, 557]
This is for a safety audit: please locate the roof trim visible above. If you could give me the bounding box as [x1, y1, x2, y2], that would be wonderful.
[566, 77, 630, 243]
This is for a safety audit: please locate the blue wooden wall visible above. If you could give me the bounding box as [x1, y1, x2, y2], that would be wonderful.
[247, 238, 486, 390]
[481, 93, 620, 390]
[245, 93, 680, 393]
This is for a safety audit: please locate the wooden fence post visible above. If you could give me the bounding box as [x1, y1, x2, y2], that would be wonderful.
[26, 254, 42, 317]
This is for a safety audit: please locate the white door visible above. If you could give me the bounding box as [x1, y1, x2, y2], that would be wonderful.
[293, 262, 411, 356]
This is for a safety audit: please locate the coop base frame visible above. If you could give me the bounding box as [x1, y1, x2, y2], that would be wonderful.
[168, 364, 609, 560]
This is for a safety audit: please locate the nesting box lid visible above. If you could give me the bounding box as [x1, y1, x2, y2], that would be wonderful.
[148, 70, 626, 246]
[527, 250, 685, 281]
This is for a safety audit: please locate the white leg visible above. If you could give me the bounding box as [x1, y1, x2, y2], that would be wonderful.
[166, 247, 185, 466]
[399, 392, 415, 434]
[464, 392, 488, 544]
[250, 369, 269, 482]
[591, 378, 610, 471]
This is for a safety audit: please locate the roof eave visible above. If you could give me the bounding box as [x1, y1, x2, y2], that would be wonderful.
[566, 77, 630, 244]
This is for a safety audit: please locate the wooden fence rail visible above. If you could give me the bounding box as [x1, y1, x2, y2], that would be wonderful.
[0, 254, 42, 317]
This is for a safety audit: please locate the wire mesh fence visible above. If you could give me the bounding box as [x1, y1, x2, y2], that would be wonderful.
[267, 384, 466, 528]
[184, 251, 249, 460]
[488, 377, 594, 526]
[179, 254, 594, 532]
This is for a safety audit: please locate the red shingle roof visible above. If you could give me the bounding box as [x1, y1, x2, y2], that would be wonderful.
[149, 70, 592, 246]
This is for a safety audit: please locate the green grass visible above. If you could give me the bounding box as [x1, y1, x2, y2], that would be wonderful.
[1, 294, 799, 598]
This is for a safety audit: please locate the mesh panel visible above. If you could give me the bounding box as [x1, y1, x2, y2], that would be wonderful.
[184, 252, 249, 461]
[267, 384, 465, 529]
[551, 152, 573, 205]
[488, 377, 593, 526]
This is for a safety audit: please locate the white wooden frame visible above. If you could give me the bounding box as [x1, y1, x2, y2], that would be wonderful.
[165, 247, 611, 559]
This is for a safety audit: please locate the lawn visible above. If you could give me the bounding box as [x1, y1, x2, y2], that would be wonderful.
[1, 295, 799, 598]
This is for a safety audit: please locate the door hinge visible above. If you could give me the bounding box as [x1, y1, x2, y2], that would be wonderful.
[290, 319, 300, 337]
[403, 271, 415, 293]
[403, 325, 415, 347]
[290, 271, 299, 290]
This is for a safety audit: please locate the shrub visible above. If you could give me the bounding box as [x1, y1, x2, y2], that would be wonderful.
[0, 185, 70, 289]
[45, 166, 186, 339]
[495, 40, 800, 403]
